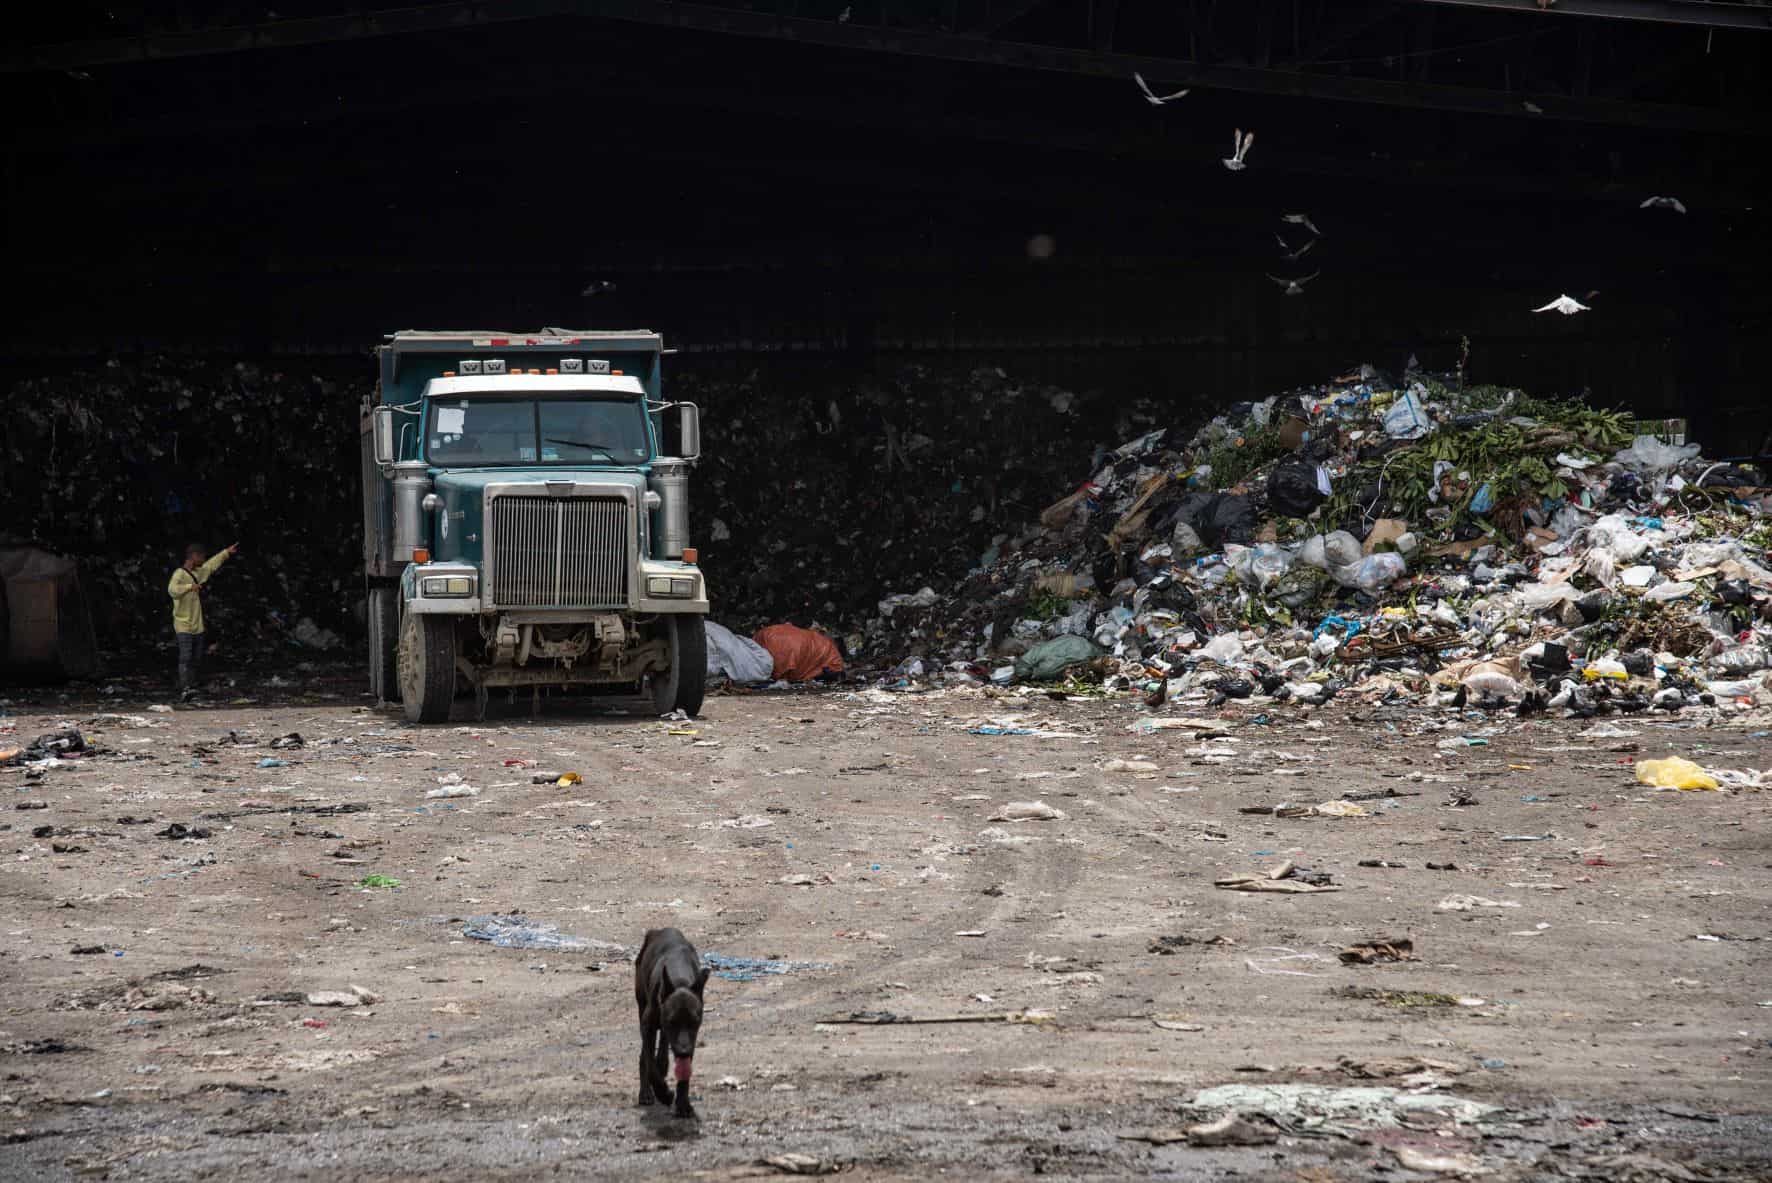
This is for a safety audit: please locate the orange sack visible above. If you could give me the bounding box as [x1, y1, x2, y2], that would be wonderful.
[752, 624, 845, 682]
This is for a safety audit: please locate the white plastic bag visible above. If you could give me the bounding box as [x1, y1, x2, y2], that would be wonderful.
[706, 621, 775, 684]
[1517, 581, 1580, 612]
[1383, 388, 1431, 439]
[1613, 436, 1700, 471]
[1334, 552, 1407, 592]
[1646, 581, 1697, 602]
[1323, 531, 1364, 569]
[1302, 531, 1363, 571]
[1588, 514, 1650, 562]
[1299, 534, 1327, 570]
[1199, 632, 1245, 664]
[1229, 542, 1292, 589]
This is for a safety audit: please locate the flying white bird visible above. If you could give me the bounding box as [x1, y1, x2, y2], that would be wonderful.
[1223, 128, 1254, 171]
[1640, 196, 1687, 214]
[1282, 213, 1321, 236]
[1533, 295, 1590, 315]
[1134, 72, 1189, 105]
[838, 5, 851, 19]
[1523, 100, 1544, 114]
[1274, 233, 1316, 262]
[1268, 272, 1318, 296]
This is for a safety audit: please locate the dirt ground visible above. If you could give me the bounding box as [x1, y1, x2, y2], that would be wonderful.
[3, 672, 1770, 1181]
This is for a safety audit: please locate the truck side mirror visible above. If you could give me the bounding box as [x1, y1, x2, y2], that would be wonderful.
[372, 406, 395, 464]
[679, 403, 701, 462]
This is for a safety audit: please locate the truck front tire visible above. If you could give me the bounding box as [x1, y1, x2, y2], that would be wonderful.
[368, 587, 400, 703]
[652, 615, 708, 718]
[398, 611, 457, 723]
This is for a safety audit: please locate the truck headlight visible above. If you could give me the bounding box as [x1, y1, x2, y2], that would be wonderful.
[646, 576, 696, 598]
[422, 576, 475, 597]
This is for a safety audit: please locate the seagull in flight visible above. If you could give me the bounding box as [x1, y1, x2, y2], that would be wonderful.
[1268, 272, 1318, 297]
[1134, 72, 1189, 106]
[1533, 295, 1590, 315]
[1282, 213, 1321, 236]
[1223, 128, 1254, 171]
[1274, 233, 1316, 262]
[1640, 196, 1687, 214]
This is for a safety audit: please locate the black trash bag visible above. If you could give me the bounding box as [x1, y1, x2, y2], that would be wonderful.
[1174, 488, 1261, 547]
[1267, 458, 1326, 518]
[1092, 548, 1127, 594]
[1699, 464, 1761, 488]
[1718, 579, 1754, 606]
[1576, 590, 1613, 622]
[1621, 650, 1655, 677]
[1528, 642, 1572, 683]
[1607, 472, 1644, 503]
[24, 730, 86, 760]
[1207, 494, 1258, 546]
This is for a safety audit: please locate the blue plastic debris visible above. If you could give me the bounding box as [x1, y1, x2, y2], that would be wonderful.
[461, 914, 624, 953]
[257, 757, 286, 769]
[969, 726, 1034, 736]
[702, 953, 833, 983]
[1313, 614, 1363, 641]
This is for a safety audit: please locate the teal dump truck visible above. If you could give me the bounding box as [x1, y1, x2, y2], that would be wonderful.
[360, 329, 707, 722]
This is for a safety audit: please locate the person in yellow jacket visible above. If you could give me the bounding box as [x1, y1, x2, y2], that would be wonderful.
[168, 541, 238, 698]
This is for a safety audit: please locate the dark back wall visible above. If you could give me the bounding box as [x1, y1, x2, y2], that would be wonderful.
[4, 11, 1768, 448]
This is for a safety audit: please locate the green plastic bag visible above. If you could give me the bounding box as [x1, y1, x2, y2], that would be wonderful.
[1014, 635, 1106, 682]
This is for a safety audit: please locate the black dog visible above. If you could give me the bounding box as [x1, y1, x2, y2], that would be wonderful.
[635, 927, 709, 1118]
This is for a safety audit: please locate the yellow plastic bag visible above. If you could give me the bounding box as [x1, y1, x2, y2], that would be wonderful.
[1635, 757, 1721, 791]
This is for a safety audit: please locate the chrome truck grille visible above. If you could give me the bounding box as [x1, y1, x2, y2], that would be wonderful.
[488, 496, 630, 608]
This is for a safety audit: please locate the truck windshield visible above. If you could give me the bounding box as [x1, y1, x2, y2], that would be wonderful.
[426, 398, 650, 466]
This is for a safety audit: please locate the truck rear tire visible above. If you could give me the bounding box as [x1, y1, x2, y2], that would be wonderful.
[398, 611, 457, 724]
[368, 588, 400, 702]
[651, 615, 708, 718]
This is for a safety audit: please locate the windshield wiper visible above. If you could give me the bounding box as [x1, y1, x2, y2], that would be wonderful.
[543, 438, 618, 461]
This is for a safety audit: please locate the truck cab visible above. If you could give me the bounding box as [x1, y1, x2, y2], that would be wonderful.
[360, 329, 708, 722]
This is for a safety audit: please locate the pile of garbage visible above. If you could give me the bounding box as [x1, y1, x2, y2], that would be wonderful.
[678, 364, 1166, 630]
[7, 356, 1142, 668]
[3, 356, 362, 663]
[864, 364, 1772, 717]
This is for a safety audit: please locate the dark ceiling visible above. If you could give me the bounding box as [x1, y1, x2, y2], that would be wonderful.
[3, 1, 1768, 436]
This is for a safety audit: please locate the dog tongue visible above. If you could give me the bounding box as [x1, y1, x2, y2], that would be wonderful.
[673, 1056, 693, 1082]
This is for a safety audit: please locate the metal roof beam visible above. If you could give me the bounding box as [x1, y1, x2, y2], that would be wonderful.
[1400, 0, 1772, 31]
[1, 0, 1759, 135]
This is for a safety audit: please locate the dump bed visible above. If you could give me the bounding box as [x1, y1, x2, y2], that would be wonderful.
[376, 329, 664, 405]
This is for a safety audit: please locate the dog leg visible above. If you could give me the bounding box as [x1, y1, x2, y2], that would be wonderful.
[651, 1031, 674, 1105]
[637, 1019, 659, 1106]
[673, 1077, 696, 1120]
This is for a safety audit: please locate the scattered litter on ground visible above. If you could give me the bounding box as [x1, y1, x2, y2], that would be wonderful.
[1182, 1083, 1500, 1129]
[705, 953, 833, 982]
[1635, 756, 1722, 791]
[461, 914, 624, 952]
[989, 801, 1066, 822]
[1340, 936, 1416, 965]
